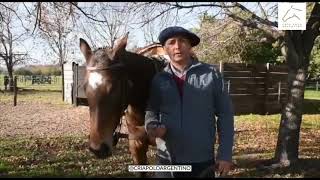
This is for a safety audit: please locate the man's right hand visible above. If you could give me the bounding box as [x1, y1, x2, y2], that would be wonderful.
[146, 124, 167, 138]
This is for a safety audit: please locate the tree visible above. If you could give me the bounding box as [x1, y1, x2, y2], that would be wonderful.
[308, 37, 320, 80]
[77, 2, 135, 49]
[193, 12, 281, 64]
[35, 2, 77, 66]
[126, 2, 320, 167]
[0, 3, 31, 91]
[33, 2, 77, 99]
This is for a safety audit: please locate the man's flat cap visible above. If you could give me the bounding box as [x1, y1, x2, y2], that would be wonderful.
[158, 26, 200, 47]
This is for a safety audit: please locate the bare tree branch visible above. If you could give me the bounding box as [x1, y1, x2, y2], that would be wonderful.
[22, 2, 32, 15]
[167, 2, 235, 9]
[0, 3, 29, 32]
[69, 2, 109, 23]
[258, 2, 268, 19]
[32, 2, 41, 34]
[231, 2, 277, 27]
[0, 3, 15, 13]
[139, 5, 177, 27]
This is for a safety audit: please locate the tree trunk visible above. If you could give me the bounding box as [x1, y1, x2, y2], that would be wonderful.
[61, 63, 64, 101]
[274, 31, 310, 166]
[7, 64, 14, 92]
[274, 67, 306, 165]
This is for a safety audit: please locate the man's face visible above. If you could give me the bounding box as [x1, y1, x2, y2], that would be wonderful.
[163, 36, 192, 64]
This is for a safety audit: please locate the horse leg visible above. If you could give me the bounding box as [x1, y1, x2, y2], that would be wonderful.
[128, 139, 148, 177]
[125, 105, 149, 177]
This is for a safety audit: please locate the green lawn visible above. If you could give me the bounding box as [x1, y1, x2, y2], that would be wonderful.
[305, 90, 320, 100]
[0, 114, 319, 178]
[0, 81, 319, 178]
[0, 90, 65, 105]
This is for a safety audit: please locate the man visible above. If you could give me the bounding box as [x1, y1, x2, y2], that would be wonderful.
[145, 26, 235, 178]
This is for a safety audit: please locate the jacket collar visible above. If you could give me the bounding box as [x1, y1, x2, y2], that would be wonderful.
[163, 58, 202, 75]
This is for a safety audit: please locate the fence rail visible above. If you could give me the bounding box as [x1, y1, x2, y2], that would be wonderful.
[69, 62, 290, 115]
[0, 75, 62, 91]
[305, 81, 319, 91]
[219, 62, 288, 115]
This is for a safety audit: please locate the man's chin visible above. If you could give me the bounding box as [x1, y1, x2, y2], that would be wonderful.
[171, 57, 185, 62]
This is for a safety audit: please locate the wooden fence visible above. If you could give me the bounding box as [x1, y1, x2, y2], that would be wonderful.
[68, 62, 288, 115]
[220, 63, 288, 115]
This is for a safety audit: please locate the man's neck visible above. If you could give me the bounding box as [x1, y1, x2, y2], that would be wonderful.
[170, 59, 192, 73]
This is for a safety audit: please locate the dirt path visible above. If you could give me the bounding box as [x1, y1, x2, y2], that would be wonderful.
[0, 101, 90, 138]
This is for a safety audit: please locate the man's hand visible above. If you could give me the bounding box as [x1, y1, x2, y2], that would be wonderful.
[146, 124, 167, 138]
[215, 160, 234, 177]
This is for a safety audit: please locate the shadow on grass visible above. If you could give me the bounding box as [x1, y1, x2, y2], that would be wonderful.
[303, 99, 320, 114]
[233, 158, 320, 178]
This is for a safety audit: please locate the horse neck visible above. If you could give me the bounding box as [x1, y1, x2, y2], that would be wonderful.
[122, 51, 157, 81]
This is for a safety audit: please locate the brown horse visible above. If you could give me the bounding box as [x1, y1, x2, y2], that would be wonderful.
[79, 33, 168, 177]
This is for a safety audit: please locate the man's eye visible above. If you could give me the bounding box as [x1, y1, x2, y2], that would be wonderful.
[180, 38, 188, 43]
[168, 40, 175, 45]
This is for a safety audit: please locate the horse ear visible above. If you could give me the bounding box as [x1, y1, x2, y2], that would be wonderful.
[111, 32, 129, 60]
[80, 38, 92, 64]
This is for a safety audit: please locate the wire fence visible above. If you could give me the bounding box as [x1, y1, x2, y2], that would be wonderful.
[305, 81, 319, 91]
[0, 75, 62, 91]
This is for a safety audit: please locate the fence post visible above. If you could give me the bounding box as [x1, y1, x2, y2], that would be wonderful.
[219, 61, 224, 75]
[264, 63, 270, 114]
[316, 81, 319, 91]
[14, 76, 17, 106]
[278, 81, 281, 103]
[227, 80, 230, 94]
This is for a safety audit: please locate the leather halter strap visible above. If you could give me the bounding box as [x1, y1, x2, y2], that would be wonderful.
[86, 63, 125, 71]
[85, 63, 129, 146]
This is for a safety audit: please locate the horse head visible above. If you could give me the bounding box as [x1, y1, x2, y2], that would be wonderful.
[79, 33, 129, 159]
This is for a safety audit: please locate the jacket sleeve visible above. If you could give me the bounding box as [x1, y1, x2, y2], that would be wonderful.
[213, 70, 235, 162]
[145, 76, 162, 133]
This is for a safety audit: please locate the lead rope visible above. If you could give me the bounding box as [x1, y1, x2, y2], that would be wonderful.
[113, 74, 129, 146]
[152, 58, 174, 178]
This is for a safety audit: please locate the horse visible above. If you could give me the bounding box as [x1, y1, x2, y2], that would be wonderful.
[79, 33, 168, 177]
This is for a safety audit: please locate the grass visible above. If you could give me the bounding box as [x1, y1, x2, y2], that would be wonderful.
[0, 137, 142, 177]
[0, 115, 319, 178]
[305, 90, 320, 100]
[0, 86, 319, 177]
[0, 89, 66, 106]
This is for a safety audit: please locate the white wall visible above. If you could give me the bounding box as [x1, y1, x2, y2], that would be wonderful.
[63, 63, 74, 104]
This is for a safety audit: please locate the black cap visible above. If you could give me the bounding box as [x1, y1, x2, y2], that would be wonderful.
[158, 26, 200, 47]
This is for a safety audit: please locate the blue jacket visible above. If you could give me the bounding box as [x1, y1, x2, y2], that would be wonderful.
[145, 59, 234, 163]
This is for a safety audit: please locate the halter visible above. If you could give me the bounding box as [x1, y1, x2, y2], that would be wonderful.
[86, 63, 125, 71]
[84, 51, 168, 146]
[86, 63, 129, 146]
